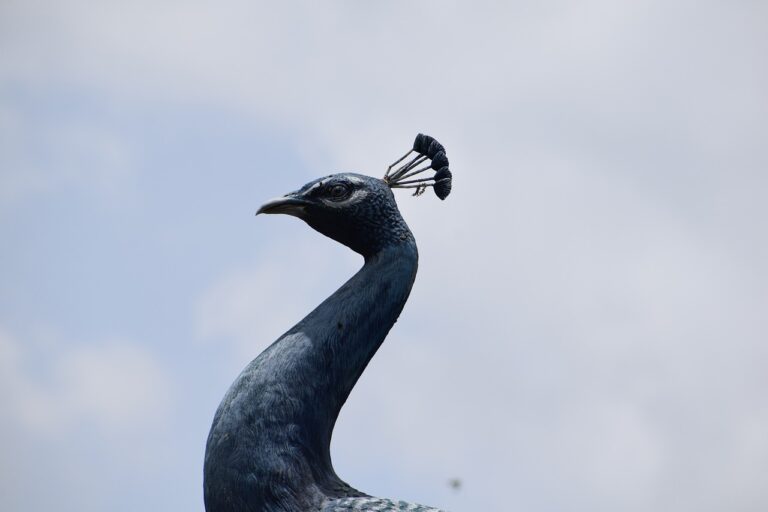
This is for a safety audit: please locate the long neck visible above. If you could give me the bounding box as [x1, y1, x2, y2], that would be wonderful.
[204, 237, 418, 511]
[283, 238, 419, 485]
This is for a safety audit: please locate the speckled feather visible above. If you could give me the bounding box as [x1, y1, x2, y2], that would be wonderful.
[322, 497, 445, 511]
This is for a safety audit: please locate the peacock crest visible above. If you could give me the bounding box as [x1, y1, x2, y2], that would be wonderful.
[383, 133, 452, 200]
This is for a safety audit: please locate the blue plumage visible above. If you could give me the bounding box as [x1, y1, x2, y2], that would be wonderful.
[204, 147, 450, 512]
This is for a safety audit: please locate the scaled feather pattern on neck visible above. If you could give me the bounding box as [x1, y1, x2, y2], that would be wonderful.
[204, 237, 418, 512]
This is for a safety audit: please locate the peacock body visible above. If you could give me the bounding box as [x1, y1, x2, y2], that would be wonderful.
[204, 135, 452, 512]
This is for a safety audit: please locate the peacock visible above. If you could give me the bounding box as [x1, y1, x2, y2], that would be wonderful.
[204, 134, 453, 512]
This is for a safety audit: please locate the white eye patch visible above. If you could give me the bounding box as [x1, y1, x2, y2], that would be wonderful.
[321, 187, 369, 208]
[305, 182, 323, 195]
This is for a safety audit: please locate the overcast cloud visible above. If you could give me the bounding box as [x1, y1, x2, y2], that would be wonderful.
[1, 1, 766, 511]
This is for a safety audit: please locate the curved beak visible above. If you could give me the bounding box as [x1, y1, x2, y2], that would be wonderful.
[255, 195, 310, 217]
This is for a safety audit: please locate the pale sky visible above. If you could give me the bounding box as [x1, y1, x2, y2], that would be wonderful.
[1, 2, 767, 511]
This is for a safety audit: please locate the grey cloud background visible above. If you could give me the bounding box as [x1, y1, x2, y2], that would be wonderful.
[1, 1, 766, 511]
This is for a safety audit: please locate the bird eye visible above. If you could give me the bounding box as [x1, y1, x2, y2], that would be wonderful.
[327, 184, 350, 200]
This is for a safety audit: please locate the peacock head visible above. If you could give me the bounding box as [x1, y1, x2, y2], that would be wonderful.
[256, 134, 451, 257]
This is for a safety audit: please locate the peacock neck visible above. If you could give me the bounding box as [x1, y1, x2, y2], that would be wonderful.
[284, 236, 419, 488]
[203, 235, 419, 512]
